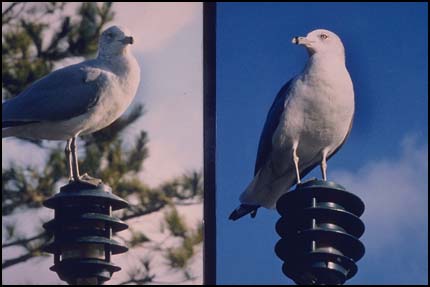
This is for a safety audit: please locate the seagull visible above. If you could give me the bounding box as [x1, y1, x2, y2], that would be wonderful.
[230, 29, 355, 220]
[2, 25, 141, 185]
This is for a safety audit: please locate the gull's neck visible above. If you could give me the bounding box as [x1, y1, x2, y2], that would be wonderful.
[307, 52, 345, 68]
[97, 49, 136, 75]
[303, 52, 348, 81]
[97, 47, 131, 60]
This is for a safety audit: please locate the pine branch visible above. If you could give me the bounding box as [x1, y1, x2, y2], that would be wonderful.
[2, 2, 26, 25]
[2, 252, 36, 269]
[2, 238, 47, 270]
[118, 276, 155, 285]
[118, 277, 197, 285]
[120, 203, 166, 222]
[2, 2, 20, 18]
[2, 232, 47, 249]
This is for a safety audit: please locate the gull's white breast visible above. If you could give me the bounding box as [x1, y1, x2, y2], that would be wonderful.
[79, 54, 141, 136]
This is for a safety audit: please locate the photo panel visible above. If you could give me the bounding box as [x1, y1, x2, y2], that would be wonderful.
[216, 2, 428, 285]
[2, 3, 204, 285]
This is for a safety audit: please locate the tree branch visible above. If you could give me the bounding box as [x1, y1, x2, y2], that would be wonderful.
[151, 277, 198, 285]
[2, 2, 25, 25]
[118, 276, 155, 285]
[118, 276, 197, 285]
[2, 251, 38, 269]
[120, 203, 166, 221]
[2, 232, 47, 249]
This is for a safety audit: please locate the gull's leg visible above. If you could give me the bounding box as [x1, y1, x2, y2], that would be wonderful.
[70, 136, 102, 186]
[292, 142, 301, 184]
[321, 149, 329, 181]
[70, 136, 80, 181]
[68, 136, 102, 186]
[65, 139, 73, 181]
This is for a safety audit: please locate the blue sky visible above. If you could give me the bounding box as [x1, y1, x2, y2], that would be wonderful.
[216, 2, 428, 285]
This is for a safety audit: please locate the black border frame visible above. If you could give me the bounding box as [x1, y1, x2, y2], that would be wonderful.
[203, 2, 216, 285]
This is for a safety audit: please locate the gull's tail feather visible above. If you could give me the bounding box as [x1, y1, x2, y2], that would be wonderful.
[2, 120, 38, 138]
[2, 127, 13, 138]
[229, 204, 260, 221]
[237, 163, 297, 212]
[3, 122, 20, 138]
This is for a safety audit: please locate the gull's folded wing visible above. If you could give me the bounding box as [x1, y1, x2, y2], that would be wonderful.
[2, 61, 107, 127]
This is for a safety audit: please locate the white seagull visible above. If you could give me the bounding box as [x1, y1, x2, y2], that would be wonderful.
[2, 25, 141, 185]
[230, 29, 355, 220]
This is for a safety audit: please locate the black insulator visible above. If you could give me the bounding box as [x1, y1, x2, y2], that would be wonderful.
[275, 179, 365, 285]
[43, 181, 129, 285]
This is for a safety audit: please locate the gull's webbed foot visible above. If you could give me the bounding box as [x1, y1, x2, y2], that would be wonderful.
[80, 173, 103, 186]
[70, 173, 103, 187]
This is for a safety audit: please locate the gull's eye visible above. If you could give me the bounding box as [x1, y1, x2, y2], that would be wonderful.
[106, 32, 114, 39]
[320, 34, 328, 40]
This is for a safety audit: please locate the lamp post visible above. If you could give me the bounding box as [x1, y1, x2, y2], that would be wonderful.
[275, 179, 365, 285]
[43, 181, 129, 285]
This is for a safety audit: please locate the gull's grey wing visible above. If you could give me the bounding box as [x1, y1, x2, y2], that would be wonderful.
[229, 79, 293, 221]
[2, 61, 107, 126]
[254, 79, 293, 175]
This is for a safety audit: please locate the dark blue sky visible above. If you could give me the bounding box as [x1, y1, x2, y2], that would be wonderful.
[216, 2, 428, 285]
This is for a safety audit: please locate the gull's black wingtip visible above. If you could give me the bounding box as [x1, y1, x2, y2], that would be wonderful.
[229, 204, 260, 221]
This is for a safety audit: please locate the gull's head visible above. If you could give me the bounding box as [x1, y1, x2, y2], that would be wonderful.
[98, 25, 134, 57]
[292, 29, 345, 57]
